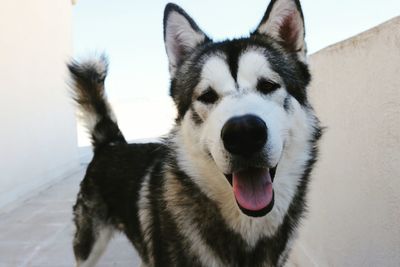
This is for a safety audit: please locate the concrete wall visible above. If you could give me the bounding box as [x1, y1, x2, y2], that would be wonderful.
[0, 0, 79, 211]
[289, 17, 400, 266]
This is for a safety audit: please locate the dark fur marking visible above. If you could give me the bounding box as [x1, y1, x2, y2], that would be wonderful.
[223, 41, 243, 81]
[191, 107, 203, 125]
[283, 96, 292, 112]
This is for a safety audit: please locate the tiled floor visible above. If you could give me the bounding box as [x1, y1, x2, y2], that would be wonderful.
[0, 169, 141, 267]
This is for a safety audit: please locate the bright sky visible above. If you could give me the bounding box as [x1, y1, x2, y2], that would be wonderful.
[72, 0, 400, 144]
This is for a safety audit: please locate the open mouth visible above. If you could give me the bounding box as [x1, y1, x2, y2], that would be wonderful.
[225, 166, 276, 217]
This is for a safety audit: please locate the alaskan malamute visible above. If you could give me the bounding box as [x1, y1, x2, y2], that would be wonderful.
[70, 0, 321, 266]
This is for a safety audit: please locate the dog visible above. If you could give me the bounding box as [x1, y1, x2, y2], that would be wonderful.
[69, 0, 321, 266]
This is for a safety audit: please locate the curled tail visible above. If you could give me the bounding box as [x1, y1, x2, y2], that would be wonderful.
[68, 55, 126, 150]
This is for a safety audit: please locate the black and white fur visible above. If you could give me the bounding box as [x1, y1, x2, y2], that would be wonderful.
[70, 1, 321, 266]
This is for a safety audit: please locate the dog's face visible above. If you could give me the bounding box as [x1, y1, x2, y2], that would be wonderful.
[164, 0, 318, 223]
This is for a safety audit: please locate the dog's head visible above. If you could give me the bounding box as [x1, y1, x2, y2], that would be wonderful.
[164, 0, 319, 222]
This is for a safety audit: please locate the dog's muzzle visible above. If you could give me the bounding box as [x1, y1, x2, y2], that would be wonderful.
[221, 115, 275, 217]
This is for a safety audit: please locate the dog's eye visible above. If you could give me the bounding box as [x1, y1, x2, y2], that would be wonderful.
[197, 88, 219, 104]
[257, 78, 280, 95]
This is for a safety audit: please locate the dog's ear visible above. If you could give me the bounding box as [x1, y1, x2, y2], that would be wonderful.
[164, 3, 210, 76]
[253, 0, 306, 60]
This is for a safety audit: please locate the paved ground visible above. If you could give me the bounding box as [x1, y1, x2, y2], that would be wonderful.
[0, 169, 141, 267]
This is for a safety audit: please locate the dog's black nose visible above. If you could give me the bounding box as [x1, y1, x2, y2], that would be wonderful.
[221, 115, 267, 156]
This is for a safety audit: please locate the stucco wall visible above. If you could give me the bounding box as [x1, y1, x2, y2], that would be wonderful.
[0, 0, 79, 211]
[289, 17, 400, 266]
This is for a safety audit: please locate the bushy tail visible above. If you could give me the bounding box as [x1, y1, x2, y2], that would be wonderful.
[68, 55, 126, 150]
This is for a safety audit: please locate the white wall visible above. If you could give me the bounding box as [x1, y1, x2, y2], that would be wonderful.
[0, 0, 79, 211]
[289, 17, 400, 266]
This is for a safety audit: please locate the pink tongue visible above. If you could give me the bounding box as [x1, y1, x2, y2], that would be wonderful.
[233, 168, 273, 211]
